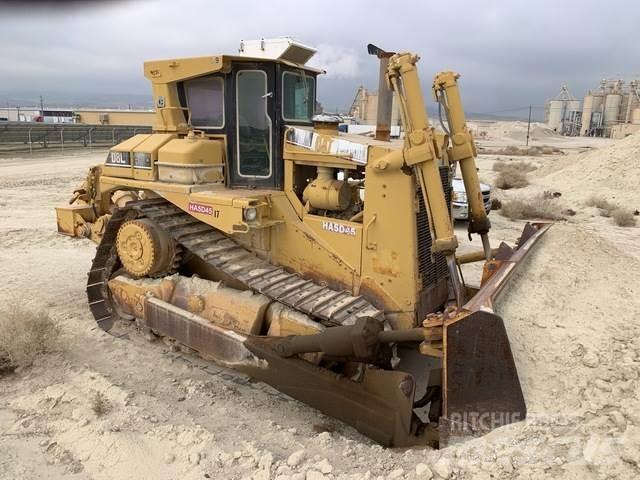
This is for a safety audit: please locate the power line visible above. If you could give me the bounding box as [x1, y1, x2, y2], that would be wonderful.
[471, 105, 545, 116]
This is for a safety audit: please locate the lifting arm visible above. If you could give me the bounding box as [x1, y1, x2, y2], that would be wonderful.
[433, 72, 492, 260]
[383, 53, 465, 306]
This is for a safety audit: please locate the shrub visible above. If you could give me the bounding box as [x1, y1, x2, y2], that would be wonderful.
[492, 161, 537, 190]
[585, 195, 617, 217]
[0, 302, 60, 374]
[500, 194, 565, 221]
[494, 170, 529, 190]
[612, 208, 636, 227]
[492, 161, 537, 173]
[91, 391, 111, 417]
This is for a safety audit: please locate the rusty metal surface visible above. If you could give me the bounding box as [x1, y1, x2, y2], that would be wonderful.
[442, 310, 525, 442]
[143, 297, 265, 370]
[462, 222, 552, 312]
[244, 336, 436, 448]
[142, 297, 435, 448]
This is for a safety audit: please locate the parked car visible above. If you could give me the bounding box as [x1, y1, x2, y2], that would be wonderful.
[451, 178, 492, 221]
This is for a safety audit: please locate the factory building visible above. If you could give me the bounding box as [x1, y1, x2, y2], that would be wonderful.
[546, 80, 640, 138]
[545, 85, 582, 136]
[581, 79, 640, 138]
[0, 107, 154, 126]
[348, 86, 401, 126]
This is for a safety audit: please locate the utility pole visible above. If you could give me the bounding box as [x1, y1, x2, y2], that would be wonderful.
[526, 105, 532, 146]
[40, 95, 44, 116]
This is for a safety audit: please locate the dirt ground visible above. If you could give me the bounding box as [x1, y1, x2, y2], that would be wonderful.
[1, 126, 639, 480]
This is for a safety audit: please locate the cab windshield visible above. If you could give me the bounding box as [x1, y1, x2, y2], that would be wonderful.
[282, 71, 315, 122]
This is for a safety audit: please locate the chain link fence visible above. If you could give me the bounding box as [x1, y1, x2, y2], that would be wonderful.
[0, 122, 152, 154]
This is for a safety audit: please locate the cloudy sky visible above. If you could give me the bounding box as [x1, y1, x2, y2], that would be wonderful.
[1, 0, 638, 119]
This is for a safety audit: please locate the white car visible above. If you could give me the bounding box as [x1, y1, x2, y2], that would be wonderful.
[451, 178, 492, 221]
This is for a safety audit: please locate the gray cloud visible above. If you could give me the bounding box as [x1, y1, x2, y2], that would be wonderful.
[1, 0, 638, 119]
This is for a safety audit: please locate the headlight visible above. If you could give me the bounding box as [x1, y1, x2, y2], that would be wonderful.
[134, 152, 151, 169]
[243, 207, 257, 222]
[452, 191, 467, 203]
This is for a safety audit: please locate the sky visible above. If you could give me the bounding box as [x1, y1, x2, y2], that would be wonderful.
[1, 0, 638, 119]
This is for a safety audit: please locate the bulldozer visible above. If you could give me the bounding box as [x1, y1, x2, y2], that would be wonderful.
[55, 38, 549, 448]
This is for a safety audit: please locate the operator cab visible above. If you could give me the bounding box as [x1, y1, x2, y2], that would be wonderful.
[176, 38, 320, 190]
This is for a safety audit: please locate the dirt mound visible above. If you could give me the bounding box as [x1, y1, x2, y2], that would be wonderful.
[481, 121, 561, 142]
[533, 131, 640, 205]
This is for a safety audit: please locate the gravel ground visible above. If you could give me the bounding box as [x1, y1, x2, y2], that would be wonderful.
[1, 132, 639, 479]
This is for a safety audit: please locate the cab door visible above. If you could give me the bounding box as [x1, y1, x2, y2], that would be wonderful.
[229, 62, 280, 189]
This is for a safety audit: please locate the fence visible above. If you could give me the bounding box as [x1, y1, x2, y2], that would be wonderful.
[0, 122, 152, 154]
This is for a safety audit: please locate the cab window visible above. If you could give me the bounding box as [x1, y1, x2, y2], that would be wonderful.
[282, 71, 315, 122]
[184, 76, 224, 128]
[236, 70, 272, 178]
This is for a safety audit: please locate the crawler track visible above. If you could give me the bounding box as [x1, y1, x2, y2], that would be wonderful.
[86, 199, 383, 331]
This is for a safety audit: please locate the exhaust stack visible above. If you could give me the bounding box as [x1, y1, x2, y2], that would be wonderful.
[367, 44, 395, 141]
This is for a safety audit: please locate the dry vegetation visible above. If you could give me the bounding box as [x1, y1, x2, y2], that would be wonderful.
[492, 160, 538, 173]
[91, 391, 112, 417]
[611, 208, 637, 227]
[493, 160, 537, 190]
[500, 193, 565, 221]
[586, 195, 637, 226]
[0, 301, 60, 374]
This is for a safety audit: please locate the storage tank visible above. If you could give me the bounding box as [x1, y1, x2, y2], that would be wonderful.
[632, 107, 640, 125]
[581, 94, 604, 135]
[581, 95, 593, 135]
[604, 94, 622, 126]
[547, 100, 565, 132]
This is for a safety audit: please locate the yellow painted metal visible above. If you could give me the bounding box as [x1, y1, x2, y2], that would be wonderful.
[433, 72, 491, 239]
[115, 219, 175, 277]
[386, 53, 458, 255]
[59, 48, 495, 330]
[360, 145, 419, 330]
[55, 205, 95, 237]
[102, 134, 150, 179]
[108, 274, 271, 335]
[157, 136, 225, 184]
[302, 177, 351, 211]
[132, 133, 176, 181]
[302, 214, 363, 273]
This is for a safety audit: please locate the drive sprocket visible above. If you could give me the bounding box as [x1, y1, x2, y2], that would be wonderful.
[115, 218, 180, 278]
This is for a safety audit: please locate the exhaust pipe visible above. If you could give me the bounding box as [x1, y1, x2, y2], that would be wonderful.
[368, 44, 395, 142]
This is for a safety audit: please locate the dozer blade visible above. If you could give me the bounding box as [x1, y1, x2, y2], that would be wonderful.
[440, 310, 525, 444]
[437, 222, 551, 443]
[143, 296, 436, 448]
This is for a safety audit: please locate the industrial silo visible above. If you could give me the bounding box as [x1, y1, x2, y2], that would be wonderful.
[581, 95, 593, 135]
[604, 93, 622, 127]
[547, 100, 565, 132]
[581, 93, 604, 136]
[632, 107, 640, 125]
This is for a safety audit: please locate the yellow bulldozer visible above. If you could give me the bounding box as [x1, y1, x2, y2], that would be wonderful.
[55, 38, 549, 447]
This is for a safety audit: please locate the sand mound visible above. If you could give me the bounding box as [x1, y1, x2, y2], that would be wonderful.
[497, 224, 640, 414]
[533, 131, 640, 205]
[480, 121, 561, 142]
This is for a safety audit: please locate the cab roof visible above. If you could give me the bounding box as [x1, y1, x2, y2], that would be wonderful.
[144, 38, 324, 84]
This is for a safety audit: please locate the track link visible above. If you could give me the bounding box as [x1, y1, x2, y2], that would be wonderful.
[87, 199, 383, 331]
